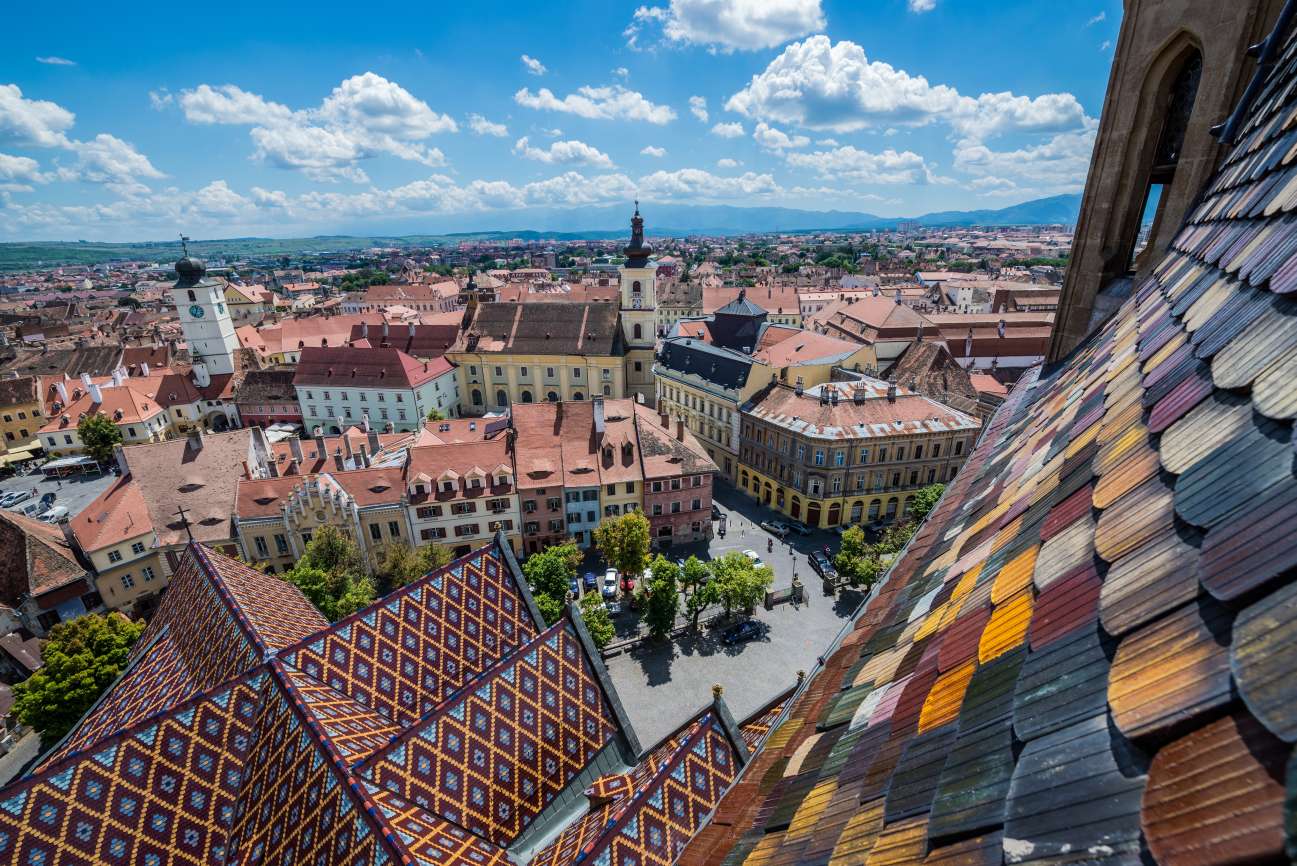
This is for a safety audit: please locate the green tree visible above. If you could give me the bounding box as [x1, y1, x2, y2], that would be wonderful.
[373, 541, 453, 594]
[280, 526, 375, 621]
[833, 525, 882, 589]
[578, 592, 615, 649]
[13, 613, 145, 741]
[522, 543, 581, 625]
[908, 484, 945, 523]
[709, 552, 773, 618]
[641, 555, 681, 640]
[77, 412, 123, 465]
[685, 579, 719, 628]
[593, 512, 651, 579]
[426, 408, 447, 421]
[680, 555, 710, 596]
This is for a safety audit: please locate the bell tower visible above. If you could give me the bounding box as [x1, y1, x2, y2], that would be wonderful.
[619, 203, 657, 406]
[171, 242, 238, 377]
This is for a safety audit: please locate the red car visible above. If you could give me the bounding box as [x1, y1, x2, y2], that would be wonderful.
[620, 575, 636, 594]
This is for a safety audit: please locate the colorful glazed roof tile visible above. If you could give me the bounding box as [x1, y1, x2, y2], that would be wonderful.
[0, 536, 740, 866]
[678, 15, 1297, 866]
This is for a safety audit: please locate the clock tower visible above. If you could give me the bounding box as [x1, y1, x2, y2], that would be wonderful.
[619, 203, 657, 407]
[172, 252, 239, 377]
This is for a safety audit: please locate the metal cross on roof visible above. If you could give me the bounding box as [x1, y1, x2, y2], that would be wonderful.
[174, 505, 194, 543]
[179, 234, 190, 256]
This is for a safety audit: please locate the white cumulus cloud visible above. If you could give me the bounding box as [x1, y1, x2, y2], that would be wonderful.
[641, 145, 667, 157]
[35, 56, 76, 66]
[716, 157, 740, 168]
[0, 84, 76, 148]
[514, 84, 676, 124]
[908, 0, 936, 12]
[521, 54, 547, 76]
[725, 36, 1090, 139]
[178, 74, 456, 182]
[710, 121, 744, 138]
[468, 114, 509, 137]
[952, 129, 1097, 197]
[753, 121, 809, 151]
[513, 135, 615, 168]
[689, 95, 709, 122]
[626, 0, 825, 51]
[786, 145, 943, 185]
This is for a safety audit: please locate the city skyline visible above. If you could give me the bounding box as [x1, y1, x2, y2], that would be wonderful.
[1, 0, 1119, 241]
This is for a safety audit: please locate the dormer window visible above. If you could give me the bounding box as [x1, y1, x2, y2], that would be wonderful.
[441, 480, 455, 493]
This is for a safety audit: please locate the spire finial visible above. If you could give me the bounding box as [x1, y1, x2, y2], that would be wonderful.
[634, 198, 639, 216]
[179, 234, 190, 257]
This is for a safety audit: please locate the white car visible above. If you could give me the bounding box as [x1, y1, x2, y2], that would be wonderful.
[743, 550, 766, 570]
[40, 505, 69, 523]
[602, 568, 619, 599]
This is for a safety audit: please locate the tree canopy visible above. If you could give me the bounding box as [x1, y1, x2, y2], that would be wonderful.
[641, 555, 681, 640]
[13, 613, 145, 742]
[77, 412, 123, 465]
[593, 512, 651, 578]
[908, 484, 945, 523]
[709, 552, 773, 618]
[279, 526, 375, 621]
[578, 592, 615, 649]
[372, 541, 453, 595]
[522, 543, 581, 625]
[833, 525, 882, 589]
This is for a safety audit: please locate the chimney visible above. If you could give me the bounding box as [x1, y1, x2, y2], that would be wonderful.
[361, 322, 368, 340]
[315, 432, 326, 459]
[592, 395, 606, 440]
[382, 321, 389, 339]
[141, 362, 150, 377]
[88, 381, 104, 404]
[188, 428, 203, 451]
[361, 412, 371, 433]
[111, 369, 124, 387]
[368, 430, 381, 455]
[659, 408, 670, 429]
[965, 328, 974, 358]
[894, 288, 902, 305]
[344, 431, 354, 463]
[55, 380, 69, 403]
[358, 443, 370, 468]
[997, 319, 1006, 338]
[289, 436, 303, 464]
[887, 383, 897, 402]
[852, 385, 866, 405]
[409, 322, 416, 338]
[80, 372, 92, 389]
[675, 418, 684, 441]
[193, 363, 211, 388]
[333, 447, 345, 471]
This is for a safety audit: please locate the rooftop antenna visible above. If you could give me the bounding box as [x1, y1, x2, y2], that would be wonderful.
[174, 506, 194, 543]
[179, 234, 191, 257]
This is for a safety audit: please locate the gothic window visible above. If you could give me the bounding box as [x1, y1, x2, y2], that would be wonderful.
[633, 323, 643, 340]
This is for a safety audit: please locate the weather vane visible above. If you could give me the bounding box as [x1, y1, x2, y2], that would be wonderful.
[180, 234, 190, 257]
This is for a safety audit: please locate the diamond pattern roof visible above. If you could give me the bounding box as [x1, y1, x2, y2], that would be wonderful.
[0, 536, 736, 866]
[680, 14, 1297, 865]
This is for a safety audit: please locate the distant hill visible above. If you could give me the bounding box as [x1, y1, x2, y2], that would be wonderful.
[0, 194, 1081, 271]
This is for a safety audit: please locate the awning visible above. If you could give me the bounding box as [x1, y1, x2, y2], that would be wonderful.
[42, 455, 98, 470]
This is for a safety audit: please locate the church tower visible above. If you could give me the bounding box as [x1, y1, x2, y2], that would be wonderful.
[172, 250, 239, 377]
[619, 203, 657, 407]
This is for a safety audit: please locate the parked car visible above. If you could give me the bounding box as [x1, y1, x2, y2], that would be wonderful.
[788, 522, 813, 536]
[40, 505, 69, 523]
[17, 502, 41, 517]
[721, 620, 762, 645]
[583, 571, 598, 590]
[620, 574, 636, 594]
[602, 568, 619, 599]
[569, 576, 581, 596]
[759, 520, 790, 539]
[39, 492, 56, 507]
[743, 550, 766, 570]
[711, 504, 722, 521]
[809, 551, 837, 579]
[1, 490, 31, 508]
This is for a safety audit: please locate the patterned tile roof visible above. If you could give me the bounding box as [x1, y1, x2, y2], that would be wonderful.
[0, 534, 733, 866]
[679, 15, 1297, 866]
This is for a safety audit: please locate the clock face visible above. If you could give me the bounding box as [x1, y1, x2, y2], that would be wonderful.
[189, 304, 205, 319]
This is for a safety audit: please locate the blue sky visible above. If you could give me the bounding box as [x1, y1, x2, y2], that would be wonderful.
[0, 0, 1121, 241]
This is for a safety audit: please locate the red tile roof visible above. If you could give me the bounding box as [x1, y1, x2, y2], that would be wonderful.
[293, 346, 452, 389]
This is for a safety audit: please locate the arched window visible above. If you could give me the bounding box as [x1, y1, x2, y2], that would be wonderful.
[885, 497, 899, 519]
[471, 389, 483, 406]
[633, 323, 643, 340]
[521, 390, 533, 403]
[573, 392, 584, 401]
[602, 385, 611, 396]
[547, 391, 559, 403]
[632, 280, 641, 293]
[187, 290, 196, 302]
[1128, 43, 1202, 273]
[495, 389, 508, 407]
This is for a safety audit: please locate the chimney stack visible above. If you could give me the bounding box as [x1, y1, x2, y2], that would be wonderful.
[358, 443, 370, 468]
[368, 430, 381, 455]
[361, 321, 369, 340]
[887, 383, 897, 402]
[88, 381, 104, 404]
[141, 362, 150, 377]
[659, 408, 670, 429]
[188, 428, 204, 451]
[80, 372, 92, 390]
[675, 418, 685, 441]
[997, 319, 1006, 338]
[315, 432, 326, 458]
[289, 436, 303, 464]
[55, 380, 69, 403]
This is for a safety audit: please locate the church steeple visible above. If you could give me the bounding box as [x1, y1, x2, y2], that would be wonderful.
[622, 201, 653, 267]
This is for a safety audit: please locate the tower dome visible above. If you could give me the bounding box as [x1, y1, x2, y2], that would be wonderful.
[622, 202, 653, 267]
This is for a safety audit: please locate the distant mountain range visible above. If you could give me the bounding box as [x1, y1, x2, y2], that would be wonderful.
[433, 194, 1082, 238]
[0, 194, 1080, 270]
